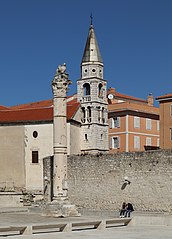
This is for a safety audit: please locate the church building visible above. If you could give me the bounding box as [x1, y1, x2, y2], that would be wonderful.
[0, 20, 159, 204]
[0, 21, 109, 198]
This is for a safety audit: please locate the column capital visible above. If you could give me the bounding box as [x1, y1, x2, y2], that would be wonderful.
[52, 63, 72, 97]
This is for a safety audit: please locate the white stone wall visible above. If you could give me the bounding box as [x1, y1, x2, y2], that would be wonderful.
[81, 63, 104, 79]
[24, 124, 53, 191]
[69, 123, 81, 155]
[81, 124, 108, 152]
[24, 122, 80, 192]
[0, 126, 25, 190]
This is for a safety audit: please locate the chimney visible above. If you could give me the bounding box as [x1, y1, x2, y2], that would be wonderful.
[147, 93, 154, 106]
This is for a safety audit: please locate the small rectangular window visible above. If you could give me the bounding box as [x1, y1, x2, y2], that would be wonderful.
[146, 137, 151, 146]
[157, 138, 160, 147]
[32, 151, 38, 164]
[134, 136, 140, 149]
[157, 121, 160, 131]
[114, 117, 120, 128]
[146, 118, 152, 130]
[134, 116, 140, 128]
[85, 134, 88, 141]
[170, 105, 172, 116]
[170, 129, 172, 141]
[110, 117, 120, 128]
[110, 136, 120, 149]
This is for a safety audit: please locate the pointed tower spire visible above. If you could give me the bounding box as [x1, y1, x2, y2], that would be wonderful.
[81, 18, 103, 63]
[77, 19, 109, 154]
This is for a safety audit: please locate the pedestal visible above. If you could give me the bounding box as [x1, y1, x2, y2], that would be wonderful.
[42, 198, 81, 217]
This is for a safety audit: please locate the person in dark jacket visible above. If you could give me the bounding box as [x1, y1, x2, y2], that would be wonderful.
[119, 202, 127, 217]
[124, 203, 134, 217]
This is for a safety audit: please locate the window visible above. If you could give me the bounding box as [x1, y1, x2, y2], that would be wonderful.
[98, 83, 103, 97]
[110, 136, 120, 149]
[101, 134, 103, 140]
[134, 116, 140, 128]
[170, 129, 172, 141]
[110, 117, 120, 128]
[97, 106, 101, 122]
[33, 131, 38, 138]
[134, 136, 140, 149]
[102, 107, 105, 123]
[87, 106, 91, 122]
[146, 119, 152, 130]
[157, 121, 160, 131]
[157, 138, 160, 147]
[170, 105, 172, 116]
[81, 107, 86, 123]
[32, 151, 38, 164]
[85, 134, 88, 141]
[83, 83, 90, 96]
[146, 137, 151, 146]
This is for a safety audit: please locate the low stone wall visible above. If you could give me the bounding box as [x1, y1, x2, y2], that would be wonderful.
[68, 149, 172, 212]
[0, 192, 22, 208]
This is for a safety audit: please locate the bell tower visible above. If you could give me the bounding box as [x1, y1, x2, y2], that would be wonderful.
[77, 18, 109, 154]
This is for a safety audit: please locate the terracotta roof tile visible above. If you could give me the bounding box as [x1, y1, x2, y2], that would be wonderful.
[10, 99, 53, 110]
[156, 93, 172, 101]
[108, 88, 147, 103]
[0, 97, 80, 123]
[108, 101, 159, 115]
[0, 105, 9, 110]
[0, 108, 53, 123]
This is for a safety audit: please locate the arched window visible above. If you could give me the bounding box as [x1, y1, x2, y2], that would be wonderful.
[97, 106, 101, 122]
[83, 83, 90, 96]
[102, 107, 105, 123]
[87, 106, 91, 122]
[98, 83, 103, 97]
[81, 107, 86, 123]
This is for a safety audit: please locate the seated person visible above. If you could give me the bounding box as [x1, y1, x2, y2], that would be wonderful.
[124, 203, 134, 217]
[119, 202, 127, 217]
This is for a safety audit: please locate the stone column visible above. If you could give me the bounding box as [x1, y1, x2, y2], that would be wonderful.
[51, 63, 71, 200]
[42, 64, 80, 217]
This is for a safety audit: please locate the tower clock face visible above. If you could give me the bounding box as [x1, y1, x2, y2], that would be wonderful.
[108, 94, 113, 100]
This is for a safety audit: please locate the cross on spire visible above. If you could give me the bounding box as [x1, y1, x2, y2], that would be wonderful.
[90, 13, 93, 25]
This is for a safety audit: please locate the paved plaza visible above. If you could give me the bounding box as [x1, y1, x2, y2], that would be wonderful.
[0, 209, 171, 239]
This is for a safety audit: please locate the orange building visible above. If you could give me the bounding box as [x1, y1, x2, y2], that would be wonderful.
[108, 88, 160, 153]
[156, 93, 172, 149]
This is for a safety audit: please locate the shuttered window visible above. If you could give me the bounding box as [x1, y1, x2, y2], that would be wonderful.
[109, 117, 120, 128]
[146, 118, 151, 130]
[134, 136, 140, 149]
[110, 136, 120, 149]
[134, 116, 140, 128]
[157, 138, 160, 147]
[157, 121, 160, 131]
[170, 129, 172, 141]
[146, 137, 151, 146]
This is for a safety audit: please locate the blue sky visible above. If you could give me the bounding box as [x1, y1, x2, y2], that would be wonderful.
[0, 0, 172, 106]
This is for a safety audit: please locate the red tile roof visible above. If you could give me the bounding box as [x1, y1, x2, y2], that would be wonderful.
[10, 99, 53, 110]
[108, 88, 147, 103]
[156, 93, 172, 101]
[0, 108, 53, 123]
[0, 105, 9, 110]
[0, 97, 80, 123]
[108, 101, 159, 115]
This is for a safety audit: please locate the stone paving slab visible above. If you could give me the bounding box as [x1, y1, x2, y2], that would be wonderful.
[0, 210, 171, 239]
[4, 225, 172, 239]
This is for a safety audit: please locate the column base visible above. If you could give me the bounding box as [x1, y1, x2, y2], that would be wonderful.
[42, 199, 81, 218]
